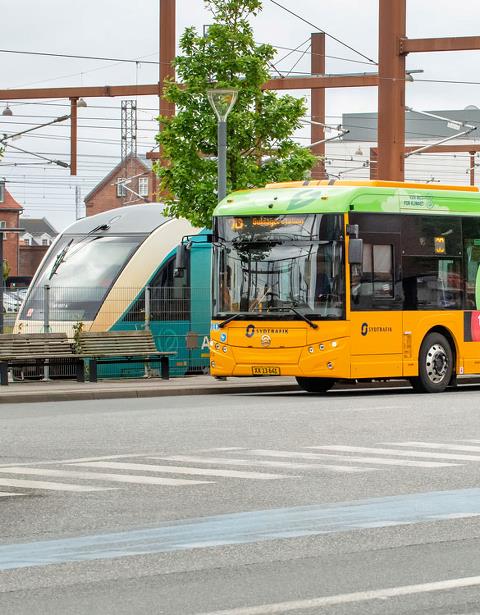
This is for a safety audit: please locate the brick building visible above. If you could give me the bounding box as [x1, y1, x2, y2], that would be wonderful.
[0, 182, 23, 276]
[84, 155, 158, 217]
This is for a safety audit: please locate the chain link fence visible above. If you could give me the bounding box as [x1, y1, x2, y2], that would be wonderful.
[9, 286, 212, 380]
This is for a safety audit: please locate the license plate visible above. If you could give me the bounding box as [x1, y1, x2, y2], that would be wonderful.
[252, 366, 281, 376]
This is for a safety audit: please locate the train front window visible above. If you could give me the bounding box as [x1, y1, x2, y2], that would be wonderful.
[21, 235, 144, 321]
[213, 214, 344, 320]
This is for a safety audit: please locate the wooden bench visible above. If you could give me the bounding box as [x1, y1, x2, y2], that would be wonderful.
[76, 330, 175, 382]
[0, 333, 83, 386]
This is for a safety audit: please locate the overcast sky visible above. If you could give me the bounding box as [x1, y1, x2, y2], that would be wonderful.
[1, 0, 480, 231]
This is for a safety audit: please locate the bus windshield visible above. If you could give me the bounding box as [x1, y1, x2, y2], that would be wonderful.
[213, 214, 344, 320]
[20, 234, 145, 322]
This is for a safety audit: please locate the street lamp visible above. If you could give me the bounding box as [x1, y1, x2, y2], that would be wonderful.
[207, 88, 238, 202]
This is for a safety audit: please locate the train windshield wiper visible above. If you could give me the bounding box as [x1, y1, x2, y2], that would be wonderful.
[48, 239, 73, 280]
[48, 224, 110, 280]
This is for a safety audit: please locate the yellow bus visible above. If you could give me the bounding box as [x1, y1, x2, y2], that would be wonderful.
[209, 179, 480, 393]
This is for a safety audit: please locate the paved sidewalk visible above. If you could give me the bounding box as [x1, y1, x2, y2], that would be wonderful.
[0, 375, 300, 404]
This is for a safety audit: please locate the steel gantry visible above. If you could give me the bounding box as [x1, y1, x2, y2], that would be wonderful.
[0, 0, 478, 182]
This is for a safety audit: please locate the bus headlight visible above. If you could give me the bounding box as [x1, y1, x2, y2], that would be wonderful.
[215, 343, 220, 350]
[222, 346, 227, 353]
[211, 361, 216, 368]
[308, 347, 314, 354]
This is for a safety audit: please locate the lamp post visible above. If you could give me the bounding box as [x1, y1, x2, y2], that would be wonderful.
[0, 227, 24, 334]
[207, 89, 238, 202]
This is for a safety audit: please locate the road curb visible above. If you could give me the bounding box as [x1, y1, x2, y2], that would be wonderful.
[0, 383, 301, 404]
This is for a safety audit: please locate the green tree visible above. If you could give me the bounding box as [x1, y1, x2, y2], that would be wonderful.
[155, 0, 316, 228]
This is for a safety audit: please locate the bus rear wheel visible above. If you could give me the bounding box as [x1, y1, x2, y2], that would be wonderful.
[296, 377, 334, 394]
[410, 332, 453, 394]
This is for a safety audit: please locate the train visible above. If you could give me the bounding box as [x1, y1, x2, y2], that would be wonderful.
[14, 203, 212, 377]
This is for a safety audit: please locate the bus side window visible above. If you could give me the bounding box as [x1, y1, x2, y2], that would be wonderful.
[351, 243, 394, 309]
[464, 240, 480, 309]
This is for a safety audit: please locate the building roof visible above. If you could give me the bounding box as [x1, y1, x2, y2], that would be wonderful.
[20, 217, 57, 237]
[0, 188, 23, 212]
[84, 154, 151, 203]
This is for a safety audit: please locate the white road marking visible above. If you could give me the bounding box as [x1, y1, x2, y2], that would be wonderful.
[384, 441, 480, 453]
[197, 448, 247, 452]
[308, 445, 480, 462]
[0, 467, 212, 486]
[0, 478, 110, 492]
[0, 453, 151, 468]
[248, 449, 457, 468]
[0, 492, 25, 497]
[153, 455, 374, 474]
[72, 461, 294, 480]
[196, 574, 480, 615]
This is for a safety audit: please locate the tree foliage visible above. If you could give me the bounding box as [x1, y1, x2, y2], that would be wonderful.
[155, 0, 316, 227]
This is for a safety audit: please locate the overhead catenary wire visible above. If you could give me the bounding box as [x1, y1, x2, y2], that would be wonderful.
[267, 0, 378, 65]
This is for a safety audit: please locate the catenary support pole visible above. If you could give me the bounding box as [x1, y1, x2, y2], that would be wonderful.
[159, 0, 176, 122]
[377, 0, 406, 181]
[70, 98, 77, 176]
[310, 33, 326, 180]
[470, 152, 475, 186]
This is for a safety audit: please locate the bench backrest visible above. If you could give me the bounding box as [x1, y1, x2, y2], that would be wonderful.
[77, 330, 158, 356]
[0, 333, 73, 358]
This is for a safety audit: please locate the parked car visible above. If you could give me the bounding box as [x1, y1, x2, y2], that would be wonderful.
[2, 291, 20, 313]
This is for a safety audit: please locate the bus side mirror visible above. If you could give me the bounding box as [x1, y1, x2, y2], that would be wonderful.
[174, 242, 190, 278]
[349, 238, 363, 266]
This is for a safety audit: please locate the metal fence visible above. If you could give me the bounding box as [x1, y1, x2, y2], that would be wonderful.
[8, 286, 212, 380]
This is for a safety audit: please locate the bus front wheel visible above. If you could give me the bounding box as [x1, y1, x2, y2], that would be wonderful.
[410, 332, 453, 394]
[296, 377, 334, 394]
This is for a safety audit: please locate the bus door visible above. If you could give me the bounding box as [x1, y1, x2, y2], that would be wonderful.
[349, 230, 403, 378]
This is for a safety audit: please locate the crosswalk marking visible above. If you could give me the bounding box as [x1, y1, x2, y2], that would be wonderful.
[384, 441, 480, 453]
[0, 467, 212, 486]
[0, 478, 110, 492]
[153, 455, 374, 474]
[73, 461, 295, 480]
[308, 445, 480, 462]
[248, 449, 458, 468]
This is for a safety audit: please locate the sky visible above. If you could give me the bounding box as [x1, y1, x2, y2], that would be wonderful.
[1, 0, 480, 231]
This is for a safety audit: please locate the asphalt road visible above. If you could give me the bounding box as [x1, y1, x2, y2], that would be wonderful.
[2, 385, 480, 614]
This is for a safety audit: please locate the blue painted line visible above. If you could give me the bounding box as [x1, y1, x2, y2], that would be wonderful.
[1, 488, 480, 571]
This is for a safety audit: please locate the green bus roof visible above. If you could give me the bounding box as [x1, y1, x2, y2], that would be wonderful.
[213, 181, 480, 218]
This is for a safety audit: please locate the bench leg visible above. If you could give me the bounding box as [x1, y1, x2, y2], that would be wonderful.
[160, 356, 169, 380]
[76, 360, 85, 383]
[89, 359, 98, 383]
[0, 362, 9, 386]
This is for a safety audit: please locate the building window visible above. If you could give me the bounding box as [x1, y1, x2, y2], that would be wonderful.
[116, 178, 127, 198]
[42, 239, 50, 246]
[138, 177, 149, 197]
[24, 238, 31, 246]
[0, 220, 5, 240]
[0, 183, 4, 203]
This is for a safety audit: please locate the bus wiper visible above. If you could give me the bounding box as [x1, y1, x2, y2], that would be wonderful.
[270, 307, 318, 329]
[218, 312, 251, 328]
